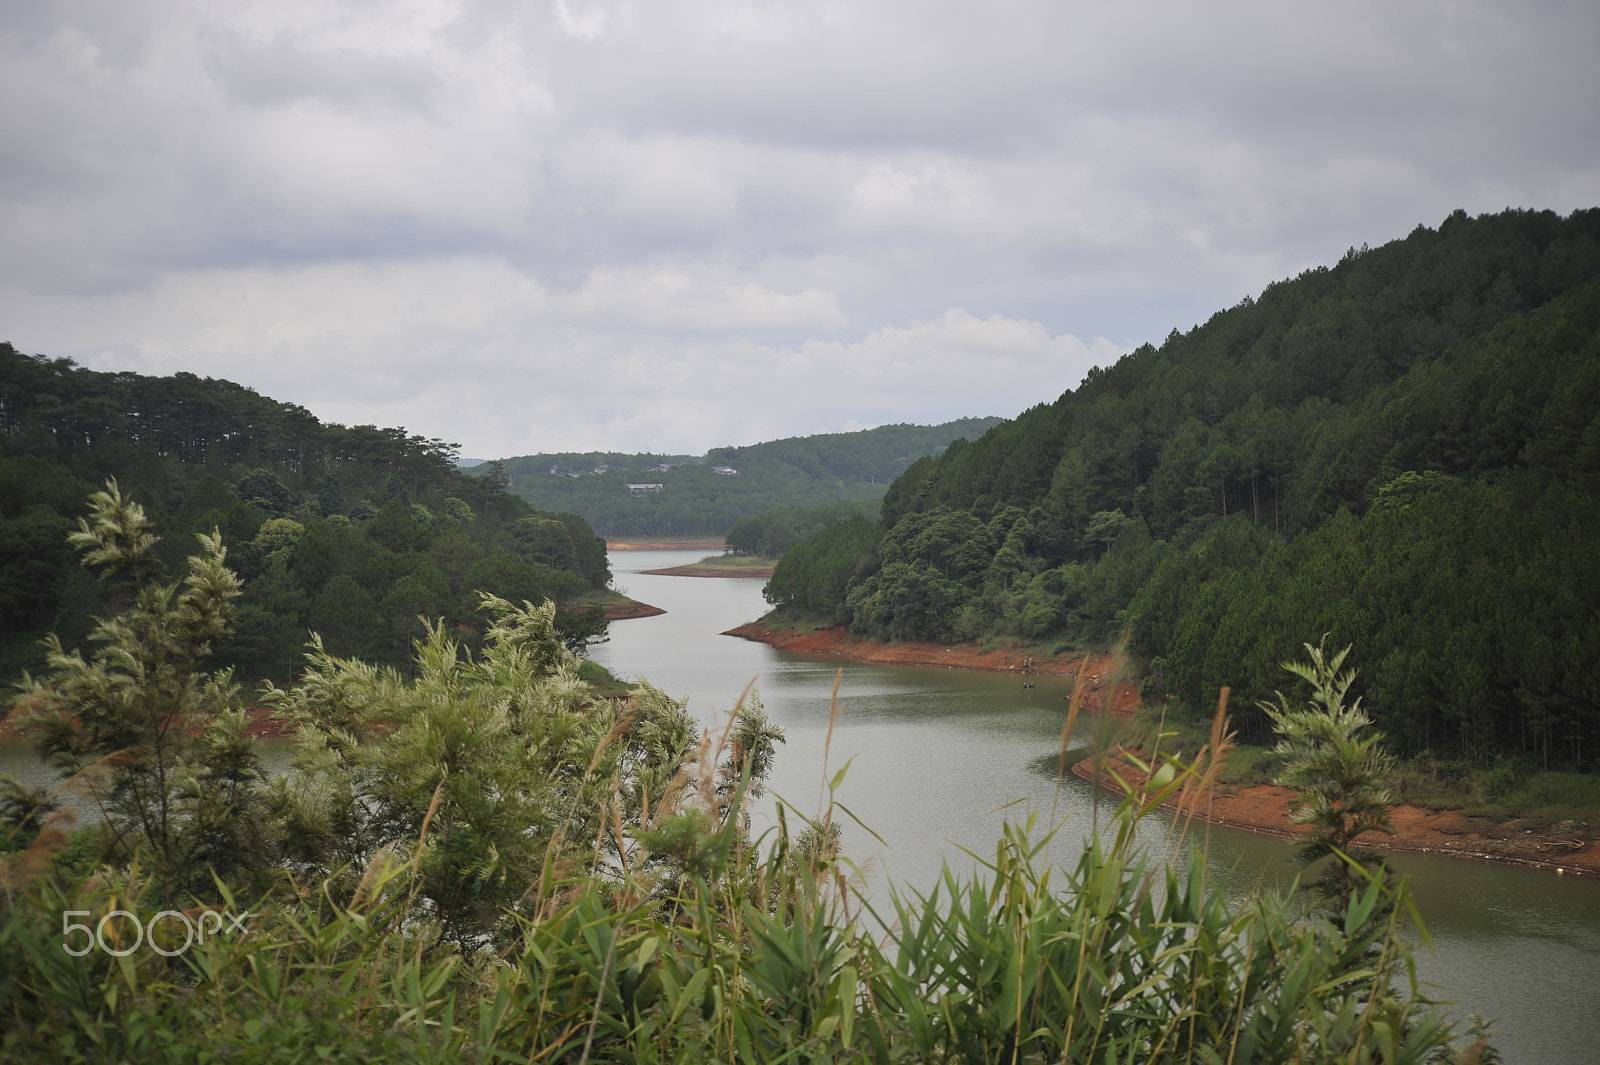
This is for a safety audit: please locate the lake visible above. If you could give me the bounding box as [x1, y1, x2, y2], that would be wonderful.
[596, 549, 1600, 1065]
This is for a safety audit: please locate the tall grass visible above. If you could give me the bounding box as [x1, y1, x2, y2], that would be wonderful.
[1, 680, 1464, 1064]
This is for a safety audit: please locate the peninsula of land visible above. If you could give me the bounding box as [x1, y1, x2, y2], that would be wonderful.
[643, 556, 777, 578]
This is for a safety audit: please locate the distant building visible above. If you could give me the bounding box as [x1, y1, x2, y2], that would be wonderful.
[711, 466, 738, 476]
[652, 462, 678, 472]
[627, 483, 664, 494]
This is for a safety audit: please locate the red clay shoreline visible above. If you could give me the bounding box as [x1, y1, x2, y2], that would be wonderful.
[722, 620, 1140, 714]
[1072, 754, 1600, 878]
[9, 620, 1594, 879]
[727, 620, 1600, 879]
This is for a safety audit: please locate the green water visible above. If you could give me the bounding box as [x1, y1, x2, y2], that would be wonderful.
[598, 550, 1600, 1065]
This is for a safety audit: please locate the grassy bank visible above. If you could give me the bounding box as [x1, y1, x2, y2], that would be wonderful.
[642, 553, 779, 577]
[568, 588, 667, 619]
[576, 658, 633, 699]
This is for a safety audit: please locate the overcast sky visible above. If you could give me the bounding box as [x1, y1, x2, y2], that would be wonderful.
[3, 1, 1597, 458]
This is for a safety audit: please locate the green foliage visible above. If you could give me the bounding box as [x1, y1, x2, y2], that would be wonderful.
[766, 208, 1600, 768]
[0, 347, 609, 683]
[0, 777, 58, 854]
[9, 482, 265, 900]
[266, 594, 701, 947]
[0, 864, 473, 1064]
[1263, 638, 1397, 905]
[763, 516, 882, 623]
[0, 762, 1468, 1063]
[725, 499, 879, 557]
[875, 815, 1449, 1065]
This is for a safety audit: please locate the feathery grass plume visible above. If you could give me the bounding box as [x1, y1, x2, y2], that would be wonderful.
[1045, 652, 1092, 861]
[9, 481, 251, 902]
[1164, 685, 1234, 862]
[793, 671, 876, 920]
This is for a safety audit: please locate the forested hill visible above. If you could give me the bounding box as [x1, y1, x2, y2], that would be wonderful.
[489, 417, 1003, 539]
[0, 347, 612, 682]
[767, 207, 1600, 764]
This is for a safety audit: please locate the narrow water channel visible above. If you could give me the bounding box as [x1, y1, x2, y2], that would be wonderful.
[597, 549, 1600, 1065]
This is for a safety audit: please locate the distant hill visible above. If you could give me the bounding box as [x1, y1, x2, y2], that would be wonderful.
[489, 418, 1003, 538]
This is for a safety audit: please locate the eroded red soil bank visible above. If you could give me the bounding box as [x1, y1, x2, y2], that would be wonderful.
[727, 620, 1598, 878]
[723, 621, 1140, 714]
[1073, 751, 1599, 878]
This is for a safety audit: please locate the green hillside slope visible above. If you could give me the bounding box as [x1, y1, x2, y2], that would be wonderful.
[0, 349, 612, 682]
[767, 208, 1600, 761]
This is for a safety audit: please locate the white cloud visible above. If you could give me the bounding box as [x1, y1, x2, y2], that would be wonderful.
[2, 256, 1114, 455]
[1, 0, 1596, 455]
[559, 266, 843, 333]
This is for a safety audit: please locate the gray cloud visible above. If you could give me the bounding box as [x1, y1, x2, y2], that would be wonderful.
[1, 0, 1596, 455]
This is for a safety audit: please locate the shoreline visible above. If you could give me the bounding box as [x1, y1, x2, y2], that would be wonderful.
[1071, 753, 1600, 878]
[601, 598, 667, 620]
[727, 619, 1599, 879]
[12, 618, 1595, 879]
[606, 539, 725, 551]
[723, 620, 1140, 714]
[643, 563, 774, 578]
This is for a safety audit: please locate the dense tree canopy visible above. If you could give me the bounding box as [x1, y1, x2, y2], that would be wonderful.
[766, 208, 1600, 765]
[0, 348, 611, 681]
[724, 499, 879, 557]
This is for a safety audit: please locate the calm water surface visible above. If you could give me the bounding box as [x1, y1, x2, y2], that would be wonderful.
[599, 549, 1600, 1065]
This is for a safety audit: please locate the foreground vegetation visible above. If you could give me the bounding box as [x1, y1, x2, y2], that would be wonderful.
[766, 208, 1600, 772]
[0, 486, 1494, 1062]
[2, 804, 1472, 1064]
